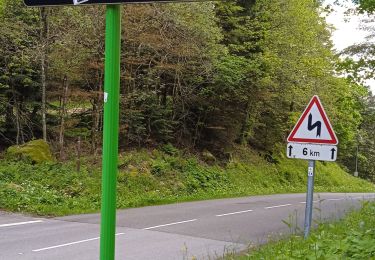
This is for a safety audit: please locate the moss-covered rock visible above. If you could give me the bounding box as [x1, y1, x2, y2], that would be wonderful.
[6, 139, 54, 163]
[202, 150, 216, 163]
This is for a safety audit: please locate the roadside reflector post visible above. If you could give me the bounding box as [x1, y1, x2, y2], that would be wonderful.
[304, 160, 315, 239]
[100, 5, 121, 260]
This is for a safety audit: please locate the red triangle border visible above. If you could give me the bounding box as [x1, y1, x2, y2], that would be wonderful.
[287, 96, 338, 145]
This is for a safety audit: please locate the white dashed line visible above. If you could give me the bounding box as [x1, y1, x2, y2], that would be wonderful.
[327, 198, 344, 201]
[216, 209, 253, 217]
[299, 200, 320, 204]
[0, 220, 43, 228]
[265, 204, 292, 209]
[33, 233, 124, 252]
[33, 237, 99, 252]
[143, 219, 197, 230]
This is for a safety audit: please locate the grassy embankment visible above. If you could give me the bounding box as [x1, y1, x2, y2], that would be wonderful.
[0, 145, 374, 216]
[226, 201, 375, 259]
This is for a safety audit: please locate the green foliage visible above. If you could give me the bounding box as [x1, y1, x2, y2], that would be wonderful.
[354, 0, 375, 13]
[0, 147, 373, 216]
[0, 161, 100, 215]
[150, 159, 170, 177]
[6, 139, 54, 163]
[64, 127, 91, 138]
[230, 201, 375, 259]
[121, 90, 177, 145]
[119, 3, 224, 147]
[337, 22, 375, 182]
[0, 0, 373, 183]
[160, 143, 179, 156]
[0, 0, 40, 144]
[183, 158, 229, 192]
[359, 96, 375, 182]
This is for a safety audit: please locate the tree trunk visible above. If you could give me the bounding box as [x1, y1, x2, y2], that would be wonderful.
[40, 7, 49, 142]
[59, 75, 69, 160]
[161, 84, 167, 107]
[91, 90, 101, 155]
[11, 85, 22, 145]
[240, 98, 252, 145]
[76, 136, 81, 172]
[15, 101, 21, 146]
[91, 69, 103, 156]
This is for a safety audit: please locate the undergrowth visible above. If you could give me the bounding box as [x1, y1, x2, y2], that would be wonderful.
[228, 201, 375, 259]
[0, 146, 374, 216]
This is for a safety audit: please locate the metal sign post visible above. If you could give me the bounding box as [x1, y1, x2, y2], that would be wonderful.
[286, 95, 338, 239]
[100, 5, 121, 260]
[304, 160, 315, 238]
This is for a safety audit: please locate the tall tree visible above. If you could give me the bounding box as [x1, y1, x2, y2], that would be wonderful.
[0, 0, 40, 145]
[40, 7, 49, 142]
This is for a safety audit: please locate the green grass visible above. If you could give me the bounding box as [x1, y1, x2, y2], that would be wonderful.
[226, 201, 375, 259]
[0, 146, 374, 216]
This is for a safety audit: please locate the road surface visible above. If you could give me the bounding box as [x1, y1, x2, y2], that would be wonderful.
[0, 193, 374, 260]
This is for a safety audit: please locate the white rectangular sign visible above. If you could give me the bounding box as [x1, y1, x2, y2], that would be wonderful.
[287, 143, 337, 162]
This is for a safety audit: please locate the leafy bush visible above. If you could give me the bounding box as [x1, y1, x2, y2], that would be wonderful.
[150, 160, 170, 177]
[182, 159, 229, 192]
[160, 143, 179, 156]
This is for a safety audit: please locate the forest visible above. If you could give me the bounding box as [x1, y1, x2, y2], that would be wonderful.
[0, 0, 374, 183]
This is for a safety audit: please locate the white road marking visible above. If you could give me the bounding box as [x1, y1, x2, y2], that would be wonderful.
[299, 200, 320, 204]
[33, 233, 124, 252]
[327, 198, 344, 201]
[73, 0, 89, 5]
[33, 237, 99, 252]
[216, 209, 253, 217]
[265, 204, 292, 209]
[0, 220, 43, 228]
[143, 219, 197, 230]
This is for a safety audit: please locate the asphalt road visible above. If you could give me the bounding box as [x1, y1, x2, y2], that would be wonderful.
[1, 192, 374, 260]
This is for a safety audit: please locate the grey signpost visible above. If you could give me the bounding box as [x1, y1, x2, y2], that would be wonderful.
[287, 95, 338, 238]
[304, 160, 315, 238]
[354, 133, 362, 177]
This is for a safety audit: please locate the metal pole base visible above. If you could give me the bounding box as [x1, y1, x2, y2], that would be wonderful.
[304, 160, 315, 239]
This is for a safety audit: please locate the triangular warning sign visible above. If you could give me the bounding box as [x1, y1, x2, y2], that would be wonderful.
[287, 96, 338, 145]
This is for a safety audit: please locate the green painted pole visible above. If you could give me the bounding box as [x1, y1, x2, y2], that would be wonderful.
[100, 5, 121, 260]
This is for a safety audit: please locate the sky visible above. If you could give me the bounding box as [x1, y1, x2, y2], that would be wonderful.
[325, 0, 368, 51]
[324, 0, 375, 93]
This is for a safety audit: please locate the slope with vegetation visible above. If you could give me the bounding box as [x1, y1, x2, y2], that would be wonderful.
[0, 144, 373, 216]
